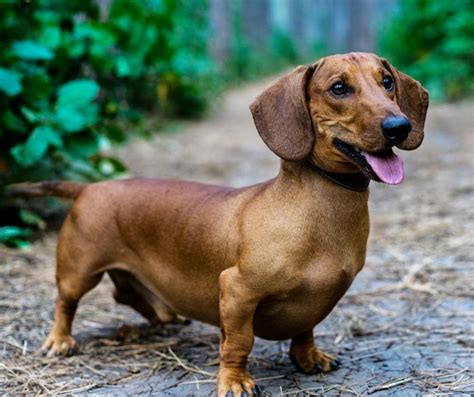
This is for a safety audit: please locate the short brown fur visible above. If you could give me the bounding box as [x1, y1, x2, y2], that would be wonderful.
[11, 53, 428, 396]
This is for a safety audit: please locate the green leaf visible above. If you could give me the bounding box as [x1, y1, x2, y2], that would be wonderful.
[74, 23, 116, 60]
[19, 209, 46, 229]
[0, 67, 22, 96]
[103, 122, 127, 144]
[63, 158, 102, 181]
[0, 226, 31, 242]
[68, 40, 86, 58]
[57, 79, 100, 107]
[10, 125, 62, 166]
[65, 133, 100, 158]
[20, 107, 39, 123]
[12, 40, 54, 61]
[2, 110, 27, 133]
[55, 103, 99, 133]
[22, 72, 51, 103]
[9, 239, 32, 249]
[38, 26, 62, 49]
[116, 56, 131, 77]
[54, 80, 100, 133]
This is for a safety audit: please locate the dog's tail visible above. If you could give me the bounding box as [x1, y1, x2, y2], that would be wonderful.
[5, 181, 87, 200]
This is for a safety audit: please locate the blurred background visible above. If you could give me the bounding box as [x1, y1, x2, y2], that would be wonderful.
[0, 0, 472, 243]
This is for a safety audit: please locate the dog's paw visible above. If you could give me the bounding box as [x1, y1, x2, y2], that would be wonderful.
[289, 346, 340, 374]
[38, 333, 78, 357]
[217, 368, 262, 397]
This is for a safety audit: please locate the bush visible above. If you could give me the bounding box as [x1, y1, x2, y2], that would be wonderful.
[0, 0, 214, 185]
[0, 0, 214, 246]
[379, 0, 474, 100]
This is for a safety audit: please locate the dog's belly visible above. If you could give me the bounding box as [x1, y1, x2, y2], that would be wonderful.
[121, 259, 223, 326]
[128, 257, 357, 340]
[252, 265, 356, 340]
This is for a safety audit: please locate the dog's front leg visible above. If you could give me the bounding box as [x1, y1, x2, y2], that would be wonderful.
[217, 267, 261, 397]
[289, 330, 341, 374]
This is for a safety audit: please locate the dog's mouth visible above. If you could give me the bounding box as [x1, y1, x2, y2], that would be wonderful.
[333, 138, 404, 185]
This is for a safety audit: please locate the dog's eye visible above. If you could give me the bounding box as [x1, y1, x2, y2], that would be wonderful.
[383, 75, 395, 91]
[330, 82, 348, 96]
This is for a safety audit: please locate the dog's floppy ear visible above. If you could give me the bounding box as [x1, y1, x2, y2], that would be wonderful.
[382, 59, 429, 150]
[250, 64, 317, 160]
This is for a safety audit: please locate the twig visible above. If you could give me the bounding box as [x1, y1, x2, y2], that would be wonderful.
[368, 376, 414, 394]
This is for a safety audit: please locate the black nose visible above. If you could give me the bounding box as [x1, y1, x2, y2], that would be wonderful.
[381, 116, 412, 145]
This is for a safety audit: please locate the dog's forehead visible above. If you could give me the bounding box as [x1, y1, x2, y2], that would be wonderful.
[316, 53, 383, 78]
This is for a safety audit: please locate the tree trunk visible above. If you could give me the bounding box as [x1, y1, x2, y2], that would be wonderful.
[242, 0, 270, 49]
[209, 0, 231, 65]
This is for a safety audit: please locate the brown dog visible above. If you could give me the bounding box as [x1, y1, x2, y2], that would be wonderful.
[10, 53, 428, 396]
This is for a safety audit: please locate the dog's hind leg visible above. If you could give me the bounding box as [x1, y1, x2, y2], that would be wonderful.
[40, 266, 103, 357]
[109, 269, 161, 325]
[109, 269, 181, 325]
[40, 218, 104, 357]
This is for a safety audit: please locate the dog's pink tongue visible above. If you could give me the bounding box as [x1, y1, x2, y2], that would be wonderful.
[362, 151, 404, 184]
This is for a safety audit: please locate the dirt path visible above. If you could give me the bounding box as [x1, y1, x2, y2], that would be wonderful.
[1, 79, 473, 396]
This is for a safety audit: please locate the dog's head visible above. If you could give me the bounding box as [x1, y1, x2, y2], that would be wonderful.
[250, 52, 429, 184]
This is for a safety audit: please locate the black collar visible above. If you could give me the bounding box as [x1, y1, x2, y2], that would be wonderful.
[306, 161, 370, 192]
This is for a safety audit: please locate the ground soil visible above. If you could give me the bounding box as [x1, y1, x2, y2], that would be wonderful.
[1, 79, 473, 396]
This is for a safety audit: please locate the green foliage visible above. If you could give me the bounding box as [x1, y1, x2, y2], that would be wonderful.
[0, 225, 32, 249]
[11, 40, 54, 61]
[0, 0, 126, 185]
[226, 31, 302, 81]
[0, 0, 214, 186]
[0, 0, 214, 245]
[379, 0, 474, 100]
[0, 67, 22, 96]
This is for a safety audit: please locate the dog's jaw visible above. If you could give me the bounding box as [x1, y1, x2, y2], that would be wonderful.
[333, 138, 404, 184]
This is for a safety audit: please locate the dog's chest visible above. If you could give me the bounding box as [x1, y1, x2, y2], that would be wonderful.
[253, 259, 357, 340]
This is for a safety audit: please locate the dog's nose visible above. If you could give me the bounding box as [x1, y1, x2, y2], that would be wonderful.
[381, 116, 412, 145]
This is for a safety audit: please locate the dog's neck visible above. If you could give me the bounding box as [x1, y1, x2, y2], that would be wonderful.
[270, 160, 369, 268]
[274, 160, 370, 201]
[303, 160, 370, 192]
